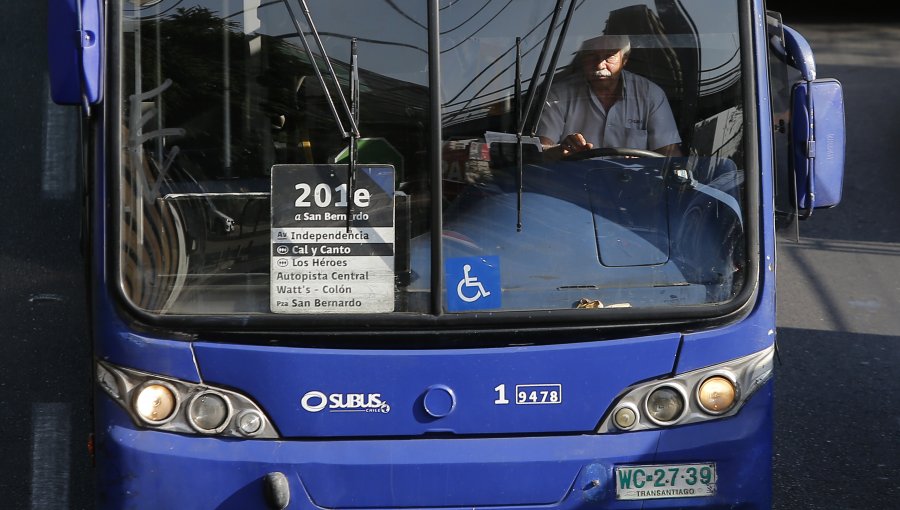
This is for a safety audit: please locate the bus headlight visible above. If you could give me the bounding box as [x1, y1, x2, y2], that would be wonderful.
[598, 345, 774, 433]
[237, 410, 264, 436]
[612, 404, 638, 430]
[97, 361, 279, 438]
[134, 382, 178, 424]
[697, 375, 737, 414]
[188, 391, 232, 433]
[645, 386, 685, 424]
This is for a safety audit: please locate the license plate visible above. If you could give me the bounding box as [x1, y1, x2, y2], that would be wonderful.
[615, 463, 716, 500]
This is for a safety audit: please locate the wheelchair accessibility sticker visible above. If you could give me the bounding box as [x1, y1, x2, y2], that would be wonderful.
[445, 256, 501, 311]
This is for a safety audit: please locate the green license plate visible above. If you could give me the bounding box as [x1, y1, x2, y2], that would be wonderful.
[615, 463, 716, 500]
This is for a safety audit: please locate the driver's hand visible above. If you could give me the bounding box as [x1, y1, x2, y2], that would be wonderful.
[540, 133, 593, 161]
[560, 133, 593, 155]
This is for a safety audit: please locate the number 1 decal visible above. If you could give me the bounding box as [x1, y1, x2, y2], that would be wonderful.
[494, 384, 562, 405]
[494, 384, 510, 405]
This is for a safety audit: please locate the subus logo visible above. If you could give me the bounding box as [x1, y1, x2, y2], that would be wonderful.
[300, 391, 391, 413]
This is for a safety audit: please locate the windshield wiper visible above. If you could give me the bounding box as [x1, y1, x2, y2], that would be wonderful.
[281, 0, 361, 228]
[281, 0, 359, 140]
[508, 0, 576, 231]
[524, 0, 577, 136]
[518, 0, 565, 137]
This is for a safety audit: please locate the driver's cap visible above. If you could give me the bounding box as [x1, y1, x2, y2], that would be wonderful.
[575, 34, 631, 54]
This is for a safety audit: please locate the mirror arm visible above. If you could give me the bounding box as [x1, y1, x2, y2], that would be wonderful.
[783, 24, 818, 217]
[782, 24, 816, 81]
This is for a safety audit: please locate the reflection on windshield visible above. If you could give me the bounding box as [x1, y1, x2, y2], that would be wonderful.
[436, 0, 746, 312]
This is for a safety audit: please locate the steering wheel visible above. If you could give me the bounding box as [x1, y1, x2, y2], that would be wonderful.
[563, 147, 665, 160]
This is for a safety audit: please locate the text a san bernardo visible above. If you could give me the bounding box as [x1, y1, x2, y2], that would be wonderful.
[295, 211, 370, 222]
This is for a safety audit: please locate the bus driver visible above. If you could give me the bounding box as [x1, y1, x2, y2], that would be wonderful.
[537, 34, 683, 158]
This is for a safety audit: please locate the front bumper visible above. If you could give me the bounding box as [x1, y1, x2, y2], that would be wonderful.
[95, 381, 772, 510]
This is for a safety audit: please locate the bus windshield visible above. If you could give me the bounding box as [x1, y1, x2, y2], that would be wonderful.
[117, 0, 749, 319]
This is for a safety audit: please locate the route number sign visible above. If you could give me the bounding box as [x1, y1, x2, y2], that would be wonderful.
[270, 164, 395, 313]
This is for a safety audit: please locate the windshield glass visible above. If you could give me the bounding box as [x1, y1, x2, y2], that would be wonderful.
[117, 0, 748, 318]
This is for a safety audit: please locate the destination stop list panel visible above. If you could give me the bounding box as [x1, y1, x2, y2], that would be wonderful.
[270, 164, 395, 314]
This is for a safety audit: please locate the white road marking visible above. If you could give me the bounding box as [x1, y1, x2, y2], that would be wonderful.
[30, 402, 71, 510]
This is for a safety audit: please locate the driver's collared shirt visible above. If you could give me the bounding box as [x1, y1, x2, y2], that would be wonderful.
[537, 70, 681, 150]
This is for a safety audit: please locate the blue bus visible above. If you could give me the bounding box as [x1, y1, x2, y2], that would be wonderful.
[50, 0, 844, 508]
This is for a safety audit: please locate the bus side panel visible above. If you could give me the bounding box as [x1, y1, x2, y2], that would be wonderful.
[94, 326, 201, 383]
[677, 304, 775, 373]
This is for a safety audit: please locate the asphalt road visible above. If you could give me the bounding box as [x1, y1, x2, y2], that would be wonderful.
[0, 3, 94, 510]
[772, 23, 900, 509]
[0, 6, 897, 510]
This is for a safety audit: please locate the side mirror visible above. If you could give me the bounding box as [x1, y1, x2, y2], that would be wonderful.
[791, 79, 845, 215]
[48, 0, 103, 106]
[783, 24, 845, 217]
